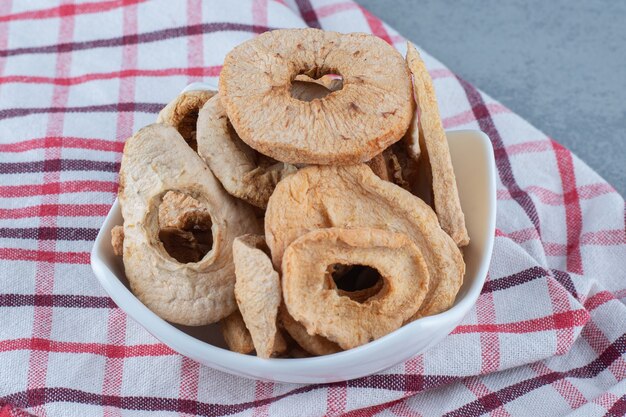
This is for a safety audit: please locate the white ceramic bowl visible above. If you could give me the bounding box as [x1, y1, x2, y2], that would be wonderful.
[91, 102, 496, 383]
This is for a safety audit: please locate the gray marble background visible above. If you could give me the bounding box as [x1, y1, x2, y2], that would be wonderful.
[358, 0, 625, 196]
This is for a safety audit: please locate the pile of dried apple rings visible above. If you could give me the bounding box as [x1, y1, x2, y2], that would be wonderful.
[112, 29, 468, 358]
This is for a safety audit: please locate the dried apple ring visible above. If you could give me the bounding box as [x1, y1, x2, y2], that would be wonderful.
[233, 234, 283, 358]
[282, 228, 429, 349]
[406, 42, 469, 247]
[157, 89, 216, 152]
[219, 28, 414, 165]
[221, 310, 255, 354]
[278, 306, 341, 356]
[118, 124, 262, 326]
[221, 309, 287, 356]
[196, 94, 296, 208]
[265, 164, 464, 319]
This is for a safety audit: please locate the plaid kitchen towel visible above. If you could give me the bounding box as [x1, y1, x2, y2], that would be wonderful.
[0, 1, 625, 416]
